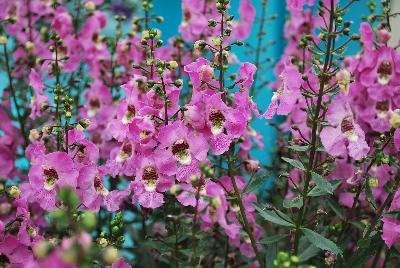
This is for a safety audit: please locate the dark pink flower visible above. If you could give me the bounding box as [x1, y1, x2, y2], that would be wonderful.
[320, 99, 369, 160]
[28, 152, 78, 210]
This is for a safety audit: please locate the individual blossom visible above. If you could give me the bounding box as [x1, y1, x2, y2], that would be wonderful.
[320, 99, 369, 160]
[264, 61, 302, 118]
[77, 165, 130, 212]
[157, 120, 208, 165]
[131, 152, 176, 209]
[29, 68, 50, 119]
[359, 46, 400, 101]
[382, 217, 400, 248]
[28, 152, 79, 210]
[200, 180, 241, 240]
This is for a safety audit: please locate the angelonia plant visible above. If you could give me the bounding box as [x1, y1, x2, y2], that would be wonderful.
[0, 0, 400, 267]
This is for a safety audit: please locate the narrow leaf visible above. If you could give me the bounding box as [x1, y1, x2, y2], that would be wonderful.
[281, 157, 305, 171]
[259, 234, 289, 245]
[302, 228, 342, 255]
[253, 204, 294, 227]
[244, 173, 269, 194]
[283, 196, 303, 209]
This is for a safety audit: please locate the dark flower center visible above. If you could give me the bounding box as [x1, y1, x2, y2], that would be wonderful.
[209, 110, 225, 124]
[172, 139, 190, 156]
[43, 168, 59, 190]
[376, 101, 389, 112]
[94, 175, 108, 195]
[89, 97, 100, 109]
[122, 143, 133, 156]
[341, 116, 355, 133]
[377, 61, 392, 77]
[127, 104, 136, 116]
[143, 166, 158, 181]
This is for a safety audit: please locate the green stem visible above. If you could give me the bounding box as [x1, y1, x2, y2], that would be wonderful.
[3, 44, 29, 147]
[228, 157, 264, 267]
[293, 0, 336, 254]
[249, 0, 268, 97]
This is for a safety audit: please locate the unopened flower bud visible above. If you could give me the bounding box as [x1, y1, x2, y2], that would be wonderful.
[33, 241, 51, 259]
[336, 69, 351, 95]
[25, 41, 35, 52]
[7, 185, 20, 199]
[174, 79, 183, 87]
[194, 40, 206, 50]
[84, 1, 96, 11]
[29, 129, 41, 142]
[0, 36, 7, 45]
[168, 60, 178, 70]
[142, 30, 150, 40]
[212, 37, 222, 46]
[81, 211, 97, 230]
[97, 237, 108, 248]
[76, 119, 91, 130]
[42, 125, 53, 134]
[103, 246, 120, 265]
[378, 29, 391, 43]
[169, 184, 181, 195]
[390, 110, 400, 128]
[368, 177, 379, 188]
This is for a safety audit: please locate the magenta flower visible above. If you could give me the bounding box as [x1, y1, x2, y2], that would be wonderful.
[382, 217, 400, 247]
[359, 46, 400, 101]
[158, 120, 208, 165]
[29, 68, 49, 119]
[184, 58, 215, 92]
[131, 153, 175, 208]
[235, 1, 256, 40]
[265, 61, 302, 118]
[28, 152, 78, 210]
[201, 180, 241, 240]
[78, 165, 130, 212]
[320, 99, 369, 160]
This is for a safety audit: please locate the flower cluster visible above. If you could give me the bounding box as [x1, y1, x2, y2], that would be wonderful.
[1, 0, 400, 267]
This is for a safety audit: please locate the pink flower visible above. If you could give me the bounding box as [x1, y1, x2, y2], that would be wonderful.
[29, 68, 49, 119]
[131, 153, 175, 208]
[184, 58, 215, 92]
[106, 257, 132, 268]
[235, 1, 256, 40]
[201, 180, 241, 240]
[28, 152, 78, 210]
[78, 165, 130, 212]
[158, 120, 208, 165]
[382, 217, 400, 247]
[320, 99, 369, 160]
[265, 61, 302, 118]
[359, 46, 400, 101]
[287, 0, 306, 11]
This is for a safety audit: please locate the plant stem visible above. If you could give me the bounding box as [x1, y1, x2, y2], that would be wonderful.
[250, 0, 268, 97]
[228, 157, 264, 267]
[293, 0, 335, 254]
[3, 44, 29, 147]
[347, 174, 400, 266]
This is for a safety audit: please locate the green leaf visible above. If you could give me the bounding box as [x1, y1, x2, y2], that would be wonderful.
[298, 243, 320, 262]
[281, 157, 305, 171]
[283, 196, 303, 209]
[244, 173, 269, 194]
[259, 234, 289, 245]
[302, 228, 343, 255]
[326, 198, 344, 219]
[307, 172, 339, 197]
[287, 145, 309, 152]
[253, 204, 294, 227]
[364, 181, 377, 210]
[357, 238, 371, 248]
